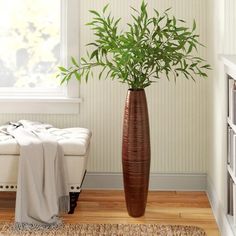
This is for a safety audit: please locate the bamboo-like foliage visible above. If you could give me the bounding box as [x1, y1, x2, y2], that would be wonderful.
[58, 1, 210, 89]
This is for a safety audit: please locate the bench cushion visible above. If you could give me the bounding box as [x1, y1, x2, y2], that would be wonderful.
[0, 127, 91, 156]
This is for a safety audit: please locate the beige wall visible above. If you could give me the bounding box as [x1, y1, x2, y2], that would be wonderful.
[0, 0, 208, 174]
[207, 0, 236, 212]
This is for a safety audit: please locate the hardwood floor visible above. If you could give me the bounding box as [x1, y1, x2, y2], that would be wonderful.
[0, 190, 219, 235]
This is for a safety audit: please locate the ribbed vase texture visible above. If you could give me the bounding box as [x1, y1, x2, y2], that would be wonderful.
[122, 89, 150, 217]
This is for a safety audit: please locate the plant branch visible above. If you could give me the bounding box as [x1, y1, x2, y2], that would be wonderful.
[58, 1, 211, 89]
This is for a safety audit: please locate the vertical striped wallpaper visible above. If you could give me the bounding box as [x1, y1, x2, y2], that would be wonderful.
[78, 0, 208, 173]
[0, 114, 80, 128]
[0, 0, 208, 173]
[224, 0, 236, 53]
[207, 0, 236, 205]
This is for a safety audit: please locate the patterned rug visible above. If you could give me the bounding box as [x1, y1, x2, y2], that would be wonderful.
[0, 223, 207, 236]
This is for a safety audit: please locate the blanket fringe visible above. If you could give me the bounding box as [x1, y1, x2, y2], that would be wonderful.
[12, 221, 63, 232]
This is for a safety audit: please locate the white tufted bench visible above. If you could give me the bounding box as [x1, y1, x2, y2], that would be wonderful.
[0, 126, 92, 214]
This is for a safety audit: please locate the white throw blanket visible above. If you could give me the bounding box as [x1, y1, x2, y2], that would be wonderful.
[1, 120, 69, 227]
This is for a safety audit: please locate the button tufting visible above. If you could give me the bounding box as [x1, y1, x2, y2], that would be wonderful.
[0, 127, 91, 156]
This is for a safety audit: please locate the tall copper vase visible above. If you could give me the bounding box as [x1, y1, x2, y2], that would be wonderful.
[122, 89, 150, 217]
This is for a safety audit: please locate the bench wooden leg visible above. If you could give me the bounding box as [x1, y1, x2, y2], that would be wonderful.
[68, 192, 80, 214]
[68, 170, 87, 214]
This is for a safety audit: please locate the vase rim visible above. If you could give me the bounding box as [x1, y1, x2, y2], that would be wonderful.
[128, 88, 144, 91]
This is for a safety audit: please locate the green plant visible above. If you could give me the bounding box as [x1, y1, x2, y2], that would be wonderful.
[58, 1, 210, 89]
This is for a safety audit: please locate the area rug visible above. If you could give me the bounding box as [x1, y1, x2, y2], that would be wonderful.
[0, 223, 206, 236]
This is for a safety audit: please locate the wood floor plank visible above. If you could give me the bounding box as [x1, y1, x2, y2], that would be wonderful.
[0, 190, 219, 235]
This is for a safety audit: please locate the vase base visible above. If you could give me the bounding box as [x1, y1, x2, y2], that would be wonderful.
[122, 160, 150, 218]
[128, 211, 145, 218]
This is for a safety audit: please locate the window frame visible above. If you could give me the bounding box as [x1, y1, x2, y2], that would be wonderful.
[0, 0, 81, 114]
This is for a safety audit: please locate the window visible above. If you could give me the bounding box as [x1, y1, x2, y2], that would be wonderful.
[0, 0, 81, 114]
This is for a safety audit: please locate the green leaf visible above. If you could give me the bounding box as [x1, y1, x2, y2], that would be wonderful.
[164, 7, 172, 13]
[99, 67, 106, 80]
[90, 50, 99, 60]
[74, 71, 82, 80]
[85, 71, 90, 82]
[154, 9, 159, 18]
[67, 73, 72, 82]
[201, 64, 211, 69]
[193, 56, 205, 61]
[58, 66, 67, 72]
[152, 29, 158, 39]
[130, 6, 139, 14]
[89, 10, 100, 17]
[114, 18, 121, 27]
[86, 43, 98, 47]
[102, 4, 109, 13]
[60, 75, 68, 85]
[190, 63, 198, 67]
[187, 44, 193, 54]
[81, 58, 87, 64]
[71, 57, 79, 67]
[200, 72, 207, 77]
[141, 1, 147, 12]
[173, 16, 176, 26]
[192, 19, 196, 31]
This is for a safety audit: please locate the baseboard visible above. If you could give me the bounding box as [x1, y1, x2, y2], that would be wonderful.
[83, 172, 207, 191]
[207, 177, 234, 236]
